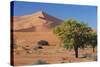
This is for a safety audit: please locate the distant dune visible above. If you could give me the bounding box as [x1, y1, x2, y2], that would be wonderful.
[13, 11, 63, 32]
[12, 11, 63, 47]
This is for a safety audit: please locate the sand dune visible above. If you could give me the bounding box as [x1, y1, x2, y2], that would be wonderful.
[13, 11, 63, 32]
[12, 11, 63, 47]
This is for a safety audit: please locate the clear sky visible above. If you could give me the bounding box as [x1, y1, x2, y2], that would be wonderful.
[11, 1, 97, 29]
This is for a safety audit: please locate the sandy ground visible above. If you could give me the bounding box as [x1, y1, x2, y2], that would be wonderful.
[13, 45, 97, 66]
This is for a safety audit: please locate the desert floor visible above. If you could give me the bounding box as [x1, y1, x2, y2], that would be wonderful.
[13, 45, 97, 66]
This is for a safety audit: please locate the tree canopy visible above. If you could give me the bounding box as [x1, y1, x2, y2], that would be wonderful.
[53, 19, 97, 58]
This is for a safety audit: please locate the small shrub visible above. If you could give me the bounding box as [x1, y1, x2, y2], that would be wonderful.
[37, 46, 43, 49]
[35, 60, 48, 65]
[93, 56, 97, 61]
[61, 61, 65, 63]
[92, 55, 97, 61]
[37, 40, 49, 46]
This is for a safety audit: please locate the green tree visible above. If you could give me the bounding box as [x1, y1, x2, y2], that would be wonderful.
[53, 19, 92, 58]
[88, 32, 97, 52]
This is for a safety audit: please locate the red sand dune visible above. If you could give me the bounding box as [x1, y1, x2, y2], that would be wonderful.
[13, 11, 63, 32]
[12, 11, 63, 47]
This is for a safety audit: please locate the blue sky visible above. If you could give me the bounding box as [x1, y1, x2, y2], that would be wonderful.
[11, 1, 97, 29]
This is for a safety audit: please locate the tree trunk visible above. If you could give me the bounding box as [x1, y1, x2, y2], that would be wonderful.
[93, 47, 95, 53]
[74, 45, 79, 58]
